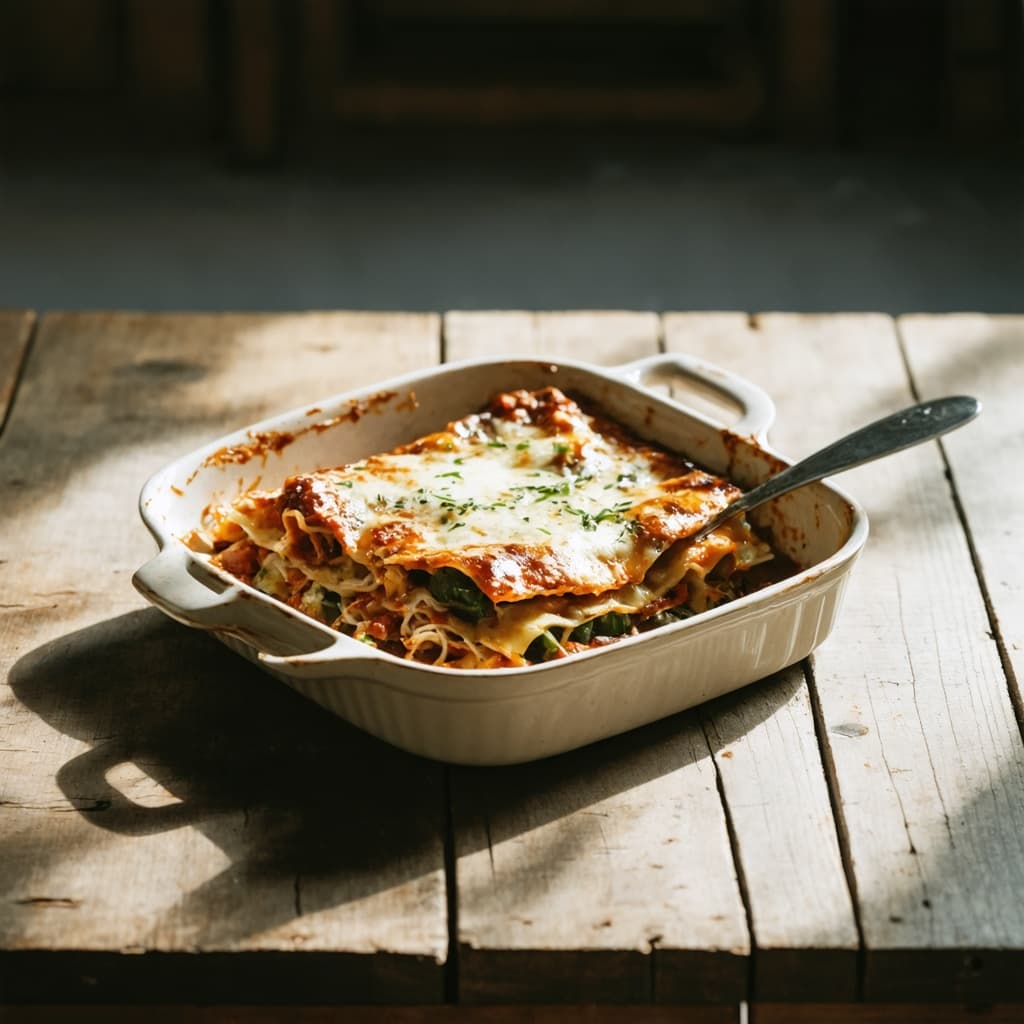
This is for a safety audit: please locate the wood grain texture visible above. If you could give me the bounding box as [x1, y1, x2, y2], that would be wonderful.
[444, 311, 749, 1005]
[664, 312, 1024, 1002]
[0, 310, 35, 427]
[444, 310, 661, 366]
[699, 670, 859, 1000]
[4, 308, 1019, 1007]
[897, 315, 1024, 720]
[662, 313, 859, 1001]
[0, 312, 445, 1002]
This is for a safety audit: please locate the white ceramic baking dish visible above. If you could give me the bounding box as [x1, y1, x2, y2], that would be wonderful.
[134, 353, 867, 765]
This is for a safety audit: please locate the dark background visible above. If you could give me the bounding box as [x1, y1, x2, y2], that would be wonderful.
[1, 0, 1021, 314]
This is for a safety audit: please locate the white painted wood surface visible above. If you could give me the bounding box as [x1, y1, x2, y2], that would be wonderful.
[3, 308, 1022, 1006]
[699, 669, 859, 1000]
[661, 312, 859, 1001]
[445, 310, 661, 367]
[0, 312, 447, 1002]
[664, 312, 1024, 1002]
[898, 314, 1024, 718]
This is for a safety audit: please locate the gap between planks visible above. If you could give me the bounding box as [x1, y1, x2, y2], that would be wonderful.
[665, 311, 1024, 1003]
[894, 315, 1024, 736]
[0, 312, 448, 1003]
[444, 310, 749, 1005]
[0, 310, 37, 437]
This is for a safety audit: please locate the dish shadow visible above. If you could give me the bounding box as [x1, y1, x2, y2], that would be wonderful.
[8, 609, 443, 950]
[7, 608, 789, 954]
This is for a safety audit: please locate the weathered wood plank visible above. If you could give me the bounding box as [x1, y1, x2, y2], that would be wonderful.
[897, 314, 1024, 720]
[699, 671, 859, 1001]
[664, 312, 1024, 1002]
[0, 312, 446, 1002]
[444, 311, 749, 1005]
[445, 310, 661, 366]
[0, 310, 35, 427]
[661, 312, 859, 1001]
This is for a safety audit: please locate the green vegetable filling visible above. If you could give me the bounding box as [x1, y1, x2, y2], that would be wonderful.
[525, 631, 559, 663]
[427, 567, 495, 623]
[570, 611, 632, 642]
[320, 589, 342, 623]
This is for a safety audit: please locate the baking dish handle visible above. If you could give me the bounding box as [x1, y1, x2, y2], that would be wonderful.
[614, 352, 775, 440]
[133, 542, 362, 662]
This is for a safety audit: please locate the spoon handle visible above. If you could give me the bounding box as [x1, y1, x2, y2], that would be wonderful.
[692, 395, 980, 541]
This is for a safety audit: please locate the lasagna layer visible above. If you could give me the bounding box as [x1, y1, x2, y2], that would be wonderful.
[204, 387, 784, 669]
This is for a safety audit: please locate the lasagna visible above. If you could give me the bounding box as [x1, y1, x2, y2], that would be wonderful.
[204, 387, 788, 669]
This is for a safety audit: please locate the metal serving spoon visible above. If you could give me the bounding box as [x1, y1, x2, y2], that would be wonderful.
[691, 395, 981, 542]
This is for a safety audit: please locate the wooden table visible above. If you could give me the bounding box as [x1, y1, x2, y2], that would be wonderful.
[1, 310, 1022, 1023]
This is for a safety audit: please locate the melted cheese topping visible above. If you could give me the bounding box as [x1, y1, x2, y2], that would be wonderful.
[272, 388, 738, 601]
[207, 388, 776, 667]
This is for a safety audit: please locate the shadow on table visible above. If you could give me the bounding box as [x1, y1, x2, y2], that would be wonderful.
[15, 608, 1023, 1004]
[6, 607, 789, 953]
[9, 608, 441, 948]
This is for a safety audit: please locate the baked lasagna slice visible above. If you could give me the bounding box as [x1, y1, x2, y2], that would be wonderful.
[205, 387, 781, 669]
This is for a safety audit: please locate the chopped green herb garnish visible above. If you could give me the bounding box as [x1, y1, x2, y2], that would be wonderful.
[515, 440, 531, 450]
[487, 440, 508, 448]
[562, 499, 635, 531]
[437, 470, 463, 480]
[528, 481, 572, 502]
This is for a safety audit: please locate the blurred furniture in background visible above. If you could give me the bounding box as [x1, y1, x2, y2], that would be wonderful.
[0, 0, 1020, 163]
